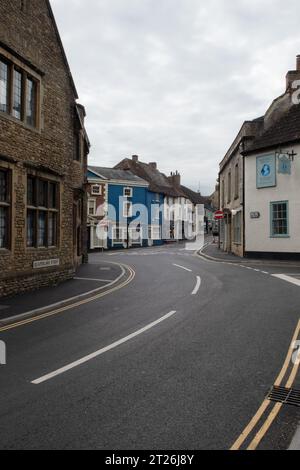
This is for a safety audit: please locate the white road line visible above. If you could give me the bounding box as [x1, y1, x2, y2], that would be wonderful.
[272, 274, 300, 287]
[191, 276, 201, 295]
[173, 264, 193, 273]
[74, 277, 112, 283]
[262, 271, 269, 275]
[32, 310, 177, 385]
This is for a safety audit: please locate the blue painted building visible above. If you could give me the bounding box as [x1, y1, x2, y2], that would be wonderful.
[87, 166, 164, 250]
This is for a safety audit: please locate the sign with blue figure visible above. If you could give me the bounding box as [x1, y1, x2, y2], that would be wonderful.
[278, 154, 291, 175]
[257, 154, 276, 188]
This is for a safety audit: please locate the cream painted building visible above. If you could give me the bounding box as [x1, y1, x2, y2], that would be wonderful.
[244, 122, 300, 259]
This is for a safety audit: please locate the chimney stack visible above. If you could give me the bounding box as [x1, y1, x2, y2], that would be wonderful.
[168, 171, 181, 188]
[286, 55, 300, 92]
[132, 155, 139, 163]
[149, 162, 157, 170]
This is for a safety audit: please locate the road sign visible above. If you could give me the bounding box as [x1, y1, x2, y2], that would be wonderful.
[214, 211, 224, 220]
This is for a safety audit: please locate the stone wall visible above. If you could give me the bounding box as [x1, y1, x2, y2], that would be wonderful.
[0, 0, 88, 298]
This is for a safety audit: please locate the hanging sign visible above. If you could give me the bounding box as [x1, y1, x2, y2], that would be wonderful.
[256, 154, 276, 189]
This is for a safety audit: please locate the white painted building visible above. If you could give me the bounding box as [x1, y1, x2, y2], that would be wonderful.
[243, 93, 300, 259]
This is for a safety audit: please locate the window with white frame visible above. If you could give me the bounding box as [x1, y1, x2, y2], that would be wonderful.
[123, 200, 132, 217]
[112, 226, 127, 242]
[270, 201, 289, 237]
[88, 199, 96, 216]
[91, 185, 101, 196]
[150, 225, 161, 240]
[123, 187, 133, 198]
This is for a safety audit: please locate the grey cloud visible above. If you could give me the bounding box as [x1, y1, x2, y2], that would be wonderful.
[51, 0, 300, 194]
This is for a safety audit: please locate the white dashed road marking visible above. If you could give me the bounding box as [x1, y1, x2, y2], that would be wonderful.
[173, 264, 193, 273]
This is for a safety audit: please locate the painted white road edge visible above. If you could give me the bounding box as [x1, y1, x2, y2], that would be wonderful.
[32, 310, 177, 385]
[272, 274, 300, 287]
[173, 264, 192, 273]
[191, 276, 202, 295]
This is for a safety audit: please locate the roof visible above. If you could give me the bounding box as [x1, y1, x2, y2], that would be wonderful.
[115, 159, 186, 197]
[219, 117, 264, 171]
[88, 166, 148, 185]
[180, 186, 212, 209]
[243, 105, 300, 155]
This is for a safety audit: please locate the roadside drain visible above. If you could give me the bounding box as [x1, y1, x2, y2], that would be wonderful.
[268, 386, 300, 407]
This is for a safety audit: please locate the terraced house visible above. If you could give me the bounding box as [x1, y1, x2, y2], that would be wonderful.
[0, 0, 89, 297]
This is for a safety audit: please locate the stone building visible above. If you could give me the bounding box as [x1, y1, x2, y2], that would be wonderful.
[218, 118, 263, 256]
[0, 0, 89, 297]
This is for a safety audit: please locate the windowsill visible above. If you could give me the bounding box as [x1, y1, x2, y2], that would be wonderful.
[0, 110, 41, 134]
[270, 236, 290, 239]
[26, 246, 58, 251]
[0, 248, 11, 254]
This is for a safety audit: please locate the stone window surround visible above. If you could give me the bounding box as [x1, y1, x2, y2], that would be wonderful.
[0, 45, 41, 131]
[26, 173, 60, 250]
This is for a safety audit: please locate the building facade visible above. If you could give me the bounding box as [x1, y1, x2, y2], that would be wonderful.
[0, 0, 89, 297]
[243, 66, 300, 259]
[218, 119, 263, 257]
[115, 156, 194, 242]
[87, 167, 165, 250]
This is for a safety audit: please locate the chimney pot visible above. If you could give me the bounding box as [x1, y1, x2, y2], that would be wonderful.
[132, 155, 139, 162]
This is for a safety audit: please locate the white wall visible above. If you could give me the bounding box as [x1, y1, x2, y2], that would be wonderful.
[245, 143, 300, 253]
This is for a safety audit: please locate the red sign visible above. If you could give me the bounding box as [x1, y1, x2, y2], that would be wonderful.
[214, 211, 224, 220]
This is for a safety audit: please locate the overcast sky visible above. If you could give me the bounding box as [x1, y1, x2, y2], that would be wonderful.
[51, 0, 300, 195]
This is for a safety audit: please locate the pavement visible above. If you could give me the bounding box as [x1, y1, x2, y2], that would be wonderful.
[0, 244, 300, 450]
[200, 239, 300, 268]
[0, 260, 129, 324]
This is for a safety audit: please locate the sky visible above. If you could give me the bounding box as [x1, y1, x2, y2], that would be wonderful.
[51, 0, 300, 195]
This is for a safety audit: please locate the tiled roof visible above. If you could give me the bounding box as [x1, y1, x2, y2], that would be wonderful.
[180, 186, 212, 209]
[243, 105, 300, 155]
[88, 166, 148, 184]
[115, 159, 186, 197]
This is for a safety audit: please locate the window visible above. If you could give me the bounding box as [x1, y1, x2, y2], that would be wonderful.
[13, 69, 22, 120]
[0, 60, 9, 113]
[74, 131, 82, 161]
[88, 199, 96, 216]
[123, 201, 132, 218]
[271, 201, 289, 237]
[227, 172, 231, 203]
[27, 176, 59, 248]
[0, 169, 11, 249]
[124, 187, 133, 198]
[221, 180, 225, 208]
[149, 225, 161, 240]
[26, 77, 36, 126]
[234, 164, 239, 199]
[91, 185, 101, 196]
[0, 54, 38, 128]
[233, 211, 242, 244]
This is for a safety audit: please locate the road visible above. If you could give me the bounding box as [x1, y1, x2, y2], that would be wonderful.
[0, 244, 300, 450]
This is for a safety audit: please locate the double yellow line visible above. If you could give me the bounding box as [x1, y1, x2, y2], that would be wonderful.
[231, 319, 300, 450]
[0, 263, 135, 333]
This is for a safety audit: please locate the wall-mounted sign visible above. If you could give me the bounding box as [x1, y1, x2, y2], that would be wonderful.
[256, 154, 276, 189]
[250, 212, 260, 219]
[33, 259, 60, 269]
[278, 154, 291, 175]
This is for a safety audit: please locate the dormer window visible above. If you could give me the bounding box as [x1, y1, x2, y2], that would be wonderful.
[124, 187, 133, 198]
[91, 184, 101, 196]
